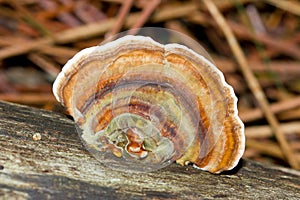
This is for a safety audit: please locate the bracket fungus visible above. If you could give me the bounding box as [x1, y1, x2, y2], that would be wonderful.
[53, 35, 245, 173]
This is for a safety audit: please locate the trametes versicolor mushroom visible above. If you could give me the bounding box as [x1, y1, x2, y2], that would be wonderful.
[53, 35, 245, 173]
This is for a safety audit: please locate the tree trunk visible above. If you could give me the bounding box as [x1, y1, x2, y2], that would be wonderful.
[0, 100, 299, 199]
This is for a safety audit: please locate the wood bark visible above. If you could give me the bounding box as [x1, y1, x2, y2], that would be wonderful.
[0, 100, 299, 199]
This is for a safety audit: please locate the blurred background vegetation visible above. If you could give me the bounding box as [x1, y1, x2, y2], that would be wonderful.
[0, 0, 299, 170]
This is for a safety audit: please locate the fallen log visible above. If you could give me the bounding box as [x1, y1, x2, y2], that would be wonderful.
[0, 100, 299, 199]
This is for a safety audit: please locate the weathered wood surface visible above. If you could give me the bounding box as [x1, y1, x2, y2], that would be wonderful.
[0, 100, 299, 200]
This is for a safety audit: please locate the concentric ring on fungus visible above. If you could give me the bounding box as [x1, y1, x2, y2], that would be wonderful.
[53, 34, 245, 173]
